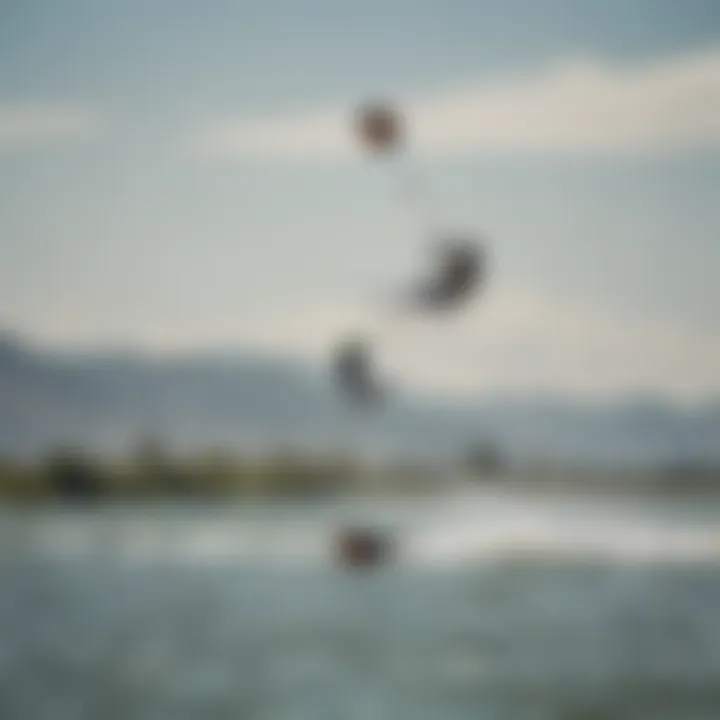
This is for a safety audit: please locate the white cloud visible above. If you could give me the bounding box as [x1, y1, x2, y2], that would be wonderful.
[0, 103, 102, 151]
[200, 47, 720, 161]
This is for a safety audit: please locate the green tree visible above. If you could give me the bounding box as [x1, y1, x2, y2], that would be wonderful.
[42, 447, 105, 501]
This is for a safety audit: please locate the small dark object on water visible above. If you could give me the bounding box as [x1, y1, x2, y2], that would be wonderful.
[335, 526, 394, 569]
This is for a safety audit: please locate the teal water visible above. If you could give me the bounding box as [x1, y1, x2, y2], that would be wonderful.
[1, 489, 720, 719]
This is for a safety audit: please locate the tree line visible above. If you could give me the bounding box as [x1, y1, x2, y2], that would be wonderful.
[0, 440, 365, 503]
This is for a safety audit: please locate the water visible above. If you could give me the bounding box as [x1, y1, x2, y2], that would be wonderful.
[1, 488, 720, 719]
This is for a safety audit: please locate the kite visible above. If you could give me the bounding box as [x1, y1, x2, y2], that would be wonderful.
[354, 101, 405, 155]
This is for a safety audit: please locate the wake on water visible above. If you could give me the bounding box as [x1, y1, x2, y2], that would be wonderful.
[7, 487, 720, 567]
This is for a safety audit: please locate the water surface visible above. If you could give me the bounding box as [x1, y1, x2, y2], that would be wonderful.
[2, 488, 719, 719]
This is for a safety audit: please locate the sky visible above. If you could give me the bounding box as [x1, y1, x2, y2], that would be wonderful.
[1, 0, 719, 401]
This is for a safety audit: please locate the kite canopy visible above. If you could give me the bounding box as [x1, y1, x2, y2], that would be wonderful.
[354, 101, 404, 154]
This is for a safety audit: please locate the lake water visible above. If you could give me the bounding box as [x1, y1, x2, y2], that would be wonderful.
[1, 487, 720, 719]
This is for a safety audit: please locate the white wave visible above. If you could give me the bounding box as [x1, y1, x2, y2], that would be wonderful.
[19, 491, 720, 567]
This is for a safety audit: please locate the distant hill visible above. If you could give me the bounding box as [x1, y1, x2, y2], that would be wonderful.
[1, 333, 719, 466]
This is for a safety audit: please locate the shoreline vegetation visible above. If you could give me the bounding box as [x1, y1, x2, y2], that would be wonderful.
[1, 440, 719, 503]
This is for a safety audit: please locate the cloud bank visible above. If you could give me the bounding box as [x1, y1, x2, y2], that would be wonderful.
[200, 47, 720, 161]
[0, 103, 102, 151]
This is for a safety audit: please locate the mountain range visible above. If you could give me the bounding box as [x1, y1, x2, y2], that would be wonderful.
[1, 332, 718, 466]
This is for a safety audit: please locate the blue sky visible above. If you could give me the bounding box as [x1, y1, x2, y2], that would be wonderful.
[1, 0, 719, 400]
